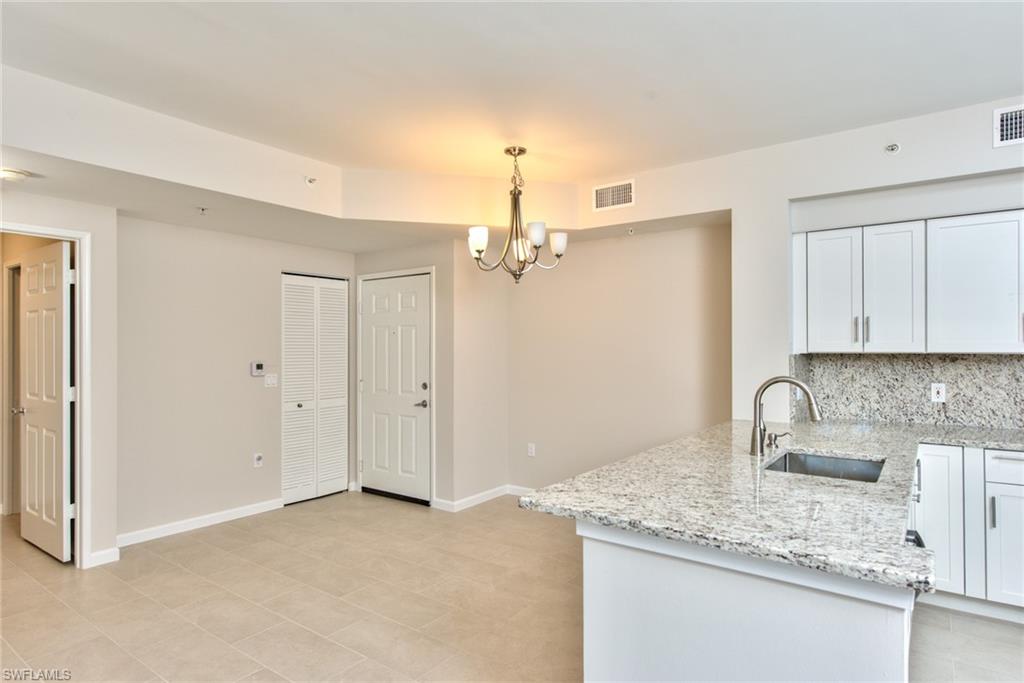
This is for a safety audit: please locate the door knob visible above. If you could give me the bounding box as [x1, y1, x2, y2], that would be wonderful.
[414, 400, 428, 408]
[10, 407, 25, 416]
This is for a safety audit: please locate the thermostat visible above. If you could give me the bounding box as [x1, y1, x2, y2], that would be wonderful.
[250, 361, 266, 377]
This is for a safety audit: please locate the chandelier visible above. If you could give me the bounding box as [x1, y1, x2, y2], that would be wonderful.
[467, 146, 568, 283]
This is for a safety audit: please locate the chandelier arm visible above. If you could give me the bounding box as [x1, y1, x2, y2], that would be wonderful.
[474, 255, 503, 272]
[531, 256, 562, 270]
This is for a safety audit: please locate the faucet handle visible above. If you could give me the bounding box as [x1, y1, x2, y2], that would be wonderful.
[765, 431, 792, 449]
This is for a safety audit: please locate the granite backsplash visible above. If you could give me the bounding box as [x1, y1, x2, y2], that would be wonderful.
[790, 354, 1024, 430]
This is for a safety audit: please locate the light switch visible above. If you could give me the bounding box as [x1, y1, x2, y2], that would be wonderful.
[264, 373, 278, 388]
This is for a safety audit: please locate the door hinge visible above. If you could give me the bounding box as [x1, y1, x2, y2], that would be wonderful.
[67, 387, 78, 403]
[67, 269, 78, 286]
[66, 503, 77, 519]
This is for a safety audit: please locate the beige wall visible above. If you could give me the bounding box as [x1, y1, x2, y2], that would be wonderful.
[507, 223, 732, 488]
[354, 241, 456, 501]
[452, 246, 510, 499]
[117, 217, 354, 534]
[1, 190, 120, 561]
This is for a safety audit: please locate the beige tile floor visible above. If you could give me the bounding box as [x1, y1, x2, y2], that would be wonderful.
[0, 492, 1020, 682]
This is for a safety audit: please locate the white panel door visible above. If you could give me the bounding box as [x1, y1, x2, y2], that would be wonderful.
[914, 444, 965, 594]
[281, 275, 349, 505]
[807, 227, 863, 352]
[986, 482, 1024, 606]
[359, 274, 431, 502]
[18, 241, 72, 562]
[927, 210, 1024, 353]
[863, 221, 925, 352]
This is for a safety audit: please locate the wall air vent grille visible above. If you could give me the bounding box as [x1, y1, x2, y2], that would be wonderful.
[593, 180, 634, 211]
[994, 105, 1024, 147]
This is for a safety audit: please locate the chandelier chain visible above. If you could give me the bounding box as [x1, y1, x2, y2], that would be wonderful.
[510, 154, 524, 190]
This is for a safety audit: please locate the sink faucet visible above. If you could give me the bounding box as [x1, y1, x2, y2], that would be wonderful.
[750, 376, 822, 456]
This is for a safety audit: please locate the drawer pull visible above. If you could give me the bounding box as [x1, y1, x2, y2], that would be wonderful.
[990, 453, 1024, 462]
[990, 496, 997, 529]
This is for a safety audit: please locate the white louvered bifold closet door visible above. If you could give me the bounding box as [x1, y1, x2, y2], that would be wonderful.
[281, 274, 348, 504]
[315, 281, 348, 497]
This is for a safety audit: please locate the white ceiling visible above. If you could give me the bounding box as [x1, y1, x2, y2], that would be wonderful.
[3, 2, 1021, 182]
[3, 147, 715, 253]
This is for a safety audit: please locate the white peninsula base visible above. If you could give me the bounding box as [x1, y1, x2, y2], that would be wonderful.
[579, 521, 917, 682]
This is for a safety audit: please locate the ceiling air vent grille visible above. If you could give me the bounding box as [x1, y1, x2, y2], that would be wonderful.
[994, 104, 1024, 147]
[593, 180, 634, 211]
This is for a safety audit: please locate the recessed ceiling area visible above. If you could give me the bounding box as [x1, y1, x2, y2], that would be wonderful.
[0, 147, 465, 253]
[3, 2, 1021, 182]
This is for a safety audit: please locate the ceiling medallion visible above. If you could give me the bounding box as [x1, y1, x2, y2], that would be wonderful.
[467, 146, 567, 283]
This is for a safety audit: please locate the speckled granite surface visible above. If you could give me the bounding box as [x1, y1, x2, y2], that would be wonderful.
[520, 420, 1024, 592]
[791, 354, 1024, 429]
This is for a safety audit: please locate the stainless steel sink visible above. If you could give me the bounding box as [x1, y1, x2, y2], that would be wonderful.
[764, 451, 884, 483]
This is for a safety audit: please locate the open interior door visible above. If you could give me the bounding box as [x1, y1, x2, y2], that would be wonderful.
[18, 241, 72, 562]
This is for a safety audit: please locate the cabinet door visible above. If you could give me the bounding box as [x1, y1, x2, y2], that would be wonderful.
[927, 210, 1024, 353]
[792, 233, 807, 354]
[986, 483, 1023, 606]
[807, 227, 863, 352]
[914, 444, 965, 594]
[863, 221, 925, 352]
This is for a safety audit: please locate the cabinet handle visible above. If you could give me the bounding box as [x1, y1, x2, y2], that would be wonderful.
[990, 496, 997, 529]
[853, 316, 859, 343]
[915, 459, 921, 491]
[990, 453, 1024, 462]
[865, 316, 870, 343]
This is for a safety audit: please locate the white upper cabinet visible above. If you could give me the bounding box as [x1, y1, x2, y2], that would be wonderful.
[807, 227, 863, 352]
[863, 221, 926, 353]
[927, 210, 1024, 353]
[791, 233, 807, 354]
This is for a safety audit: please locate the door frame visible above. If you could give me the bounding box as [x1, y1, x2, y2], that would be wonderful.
[355, 267, 436, 504]
[1, 222, 91, 568]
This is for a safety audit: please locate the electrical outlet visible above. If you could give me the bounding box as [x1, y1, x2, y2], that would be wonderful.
[527, 442, 536, 458]
[931, 383, 946, 403]
[253, 452, 264, 468]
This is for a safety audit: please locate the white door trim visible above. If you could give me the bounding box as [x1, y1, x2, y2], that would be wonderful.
[1, 222, 98, 568]
[355, 267, 436, 504]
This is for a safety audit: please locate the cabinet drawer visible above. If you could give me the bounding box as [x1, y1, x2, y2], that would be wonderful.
[986, 449, 1024, 486]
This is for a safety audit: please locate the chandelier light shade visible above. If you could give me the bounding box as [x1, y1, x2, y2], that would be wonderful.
[467, 146, 568, 283]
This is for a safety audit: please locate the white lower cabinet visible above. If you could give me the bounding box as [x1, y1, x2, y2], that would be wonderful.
[985, 449, 1024, 607]
[914, 444, 965, 594]
[986, 483, 1024, 607]
[915, 445, 1024, 607]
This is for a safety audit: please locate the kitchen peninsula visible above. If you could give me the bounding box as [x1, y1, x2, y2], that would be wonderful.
[520, 420, 1024, 682]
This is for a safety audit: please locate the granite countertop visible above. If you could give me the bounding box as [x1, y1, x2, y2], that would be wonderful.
[519, 420, 1024, 592]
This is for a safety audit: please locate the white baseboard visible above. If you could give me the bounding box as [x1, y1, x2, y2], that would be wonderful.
[82, 546, 120, 568]
[506, 484, 535, 497]
[919, 591, 1024, 624]
[432, 484, 535, 513]
[348, 480, 361, 492]
[117, 498, 283, 548]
